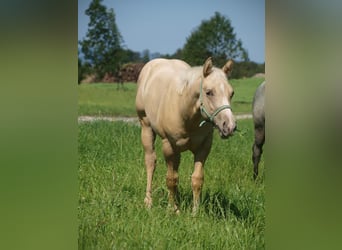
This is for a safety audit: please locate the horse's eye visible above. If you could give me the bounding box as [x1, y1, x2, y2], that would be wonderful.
[206, 90, 214, 97]
[230, 91, 234, 98]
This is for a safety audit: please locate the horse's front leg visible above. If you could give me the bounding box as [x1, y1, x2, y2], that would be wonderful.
[192, 135, 213, 214]
[192, 161, 204, 214]
[162, 139, 181, 213]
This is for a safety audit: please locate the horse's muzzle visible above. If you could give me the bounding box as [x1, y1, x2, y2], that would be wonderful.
[219, 121, 236, 139]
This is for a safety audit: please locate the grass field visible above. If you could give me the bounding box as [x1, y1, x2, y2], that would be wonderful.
[78, 120, 265, 249]
[78, 77, 264, 116]
[78, 83, 137, 116]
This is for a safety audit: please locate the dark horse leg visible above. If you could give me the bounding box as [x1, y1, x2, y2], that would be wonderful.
[252, 126, 265, 180]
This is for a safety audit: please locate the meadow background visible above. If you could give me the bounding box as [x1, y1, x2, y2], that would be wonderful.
[78, 78, 263, 117]
[78, 77, 265, 249]
[2, 1, 340, 249]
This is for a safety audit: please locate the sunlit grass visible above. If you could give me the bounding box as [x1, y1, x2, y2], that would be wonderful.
[230, 77, 265, 114]
[78, 83, 137, 116]
[78, 120, 265, 249]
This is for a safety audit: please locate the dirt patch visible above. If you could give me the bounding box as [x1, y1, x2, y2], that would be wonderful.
[78, 114, 252, 124]
[78, 116, 139, 123]
[253, 73, 265, 78]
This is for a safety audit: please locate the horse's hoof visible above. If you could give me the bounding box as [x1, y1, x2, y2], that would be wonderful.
[192, 205, 200, 216]
[144, 197, 152, 209]
[167, 204, 180, 214]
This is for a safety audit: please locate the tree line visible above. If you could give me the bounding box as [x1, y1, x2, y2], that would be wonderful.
[78, 0, 264, 83]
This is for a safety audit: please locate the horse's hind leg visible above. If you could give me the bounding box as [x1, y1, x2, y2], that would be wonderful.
[252, 126, 265, 180]
[140, 120, 156, 208]
[162, 139, 180, 213]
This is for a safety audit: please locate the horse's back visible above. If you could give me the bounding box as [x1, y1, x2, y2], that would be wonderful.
[136, 58, 190, 117]
[137, 58, 189, 90]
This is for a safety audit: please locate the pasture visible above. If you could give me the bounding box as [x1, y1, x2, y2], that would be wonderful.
[78, 77, 265, 248]
[78, 120, 265, 249]
[78, 77, 264, 116]
[78, 83, 137, 116]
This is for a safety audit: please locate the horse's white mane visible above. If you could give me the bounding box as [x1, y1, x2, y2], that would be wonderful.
[176, 67, 202, 95]
[176, 66, 224, 95]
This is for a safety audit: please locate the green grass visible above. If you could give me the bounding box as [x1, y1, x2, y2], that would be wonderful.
[78, 77, 264, 116]
[78, 120, 265, 249]
[230, 77, 265, 114]
[78, 83, 137, 116]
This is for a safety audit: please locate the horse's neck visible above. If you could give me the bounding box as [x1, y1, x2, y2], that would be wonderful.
[182, 74, 202, 123]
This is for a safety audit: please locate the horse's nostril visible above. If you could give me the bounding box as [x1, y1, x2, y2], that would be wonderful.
[223, 121, 229, 132]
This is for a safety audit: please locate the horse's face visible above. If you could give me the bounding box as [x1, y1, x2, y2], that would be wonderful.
[201, 58, 236, 138]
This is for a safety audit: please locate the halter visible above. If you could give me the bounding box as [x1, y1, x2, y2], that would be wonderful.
[199, 78, 231, 127]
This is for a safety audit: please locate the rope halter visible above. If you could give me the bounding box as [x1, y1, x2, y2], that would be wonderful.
[199, 78, 231, 127]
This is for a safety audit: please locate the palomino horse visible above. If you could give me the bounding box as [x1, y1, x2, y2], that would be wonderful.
[252, 81, 265, 179]
[136, 57, 236, 213]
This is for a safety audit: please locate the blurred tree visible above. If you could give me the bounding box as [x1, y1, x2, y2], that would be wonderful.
[172, 48, 183, 59]
[141, 49, 150, 63]
[78, 58, 86, 84]
[79, 0, 123, 81]
[78, 47, 92, 83]
[150, 52, 161, 60]
[182, 12, 249, 67]
[118, 48, 142, 65]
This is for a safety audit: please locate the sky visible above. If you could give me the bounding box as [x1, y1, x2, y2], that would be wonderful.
[78, 0, 265, 63]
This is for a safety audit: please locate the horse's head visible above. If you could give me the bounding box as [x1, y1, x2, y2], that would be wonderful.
[199, 57, 236, 139]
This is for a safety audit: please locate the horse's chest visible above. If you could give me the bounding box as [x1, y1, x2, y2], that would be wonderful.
[173, 134, 209, 153]
[163, 123, 212, 152]
[175, 137, 191, 151]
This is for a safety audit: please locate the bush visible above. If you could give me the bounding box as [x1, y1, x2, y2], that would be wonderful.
[230, 61, 265, 79]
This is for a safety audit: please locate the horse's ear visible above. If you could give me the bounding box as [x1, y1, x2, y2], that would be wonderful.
[203, 57, 213, 77]
[222, 59, 233, 74]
